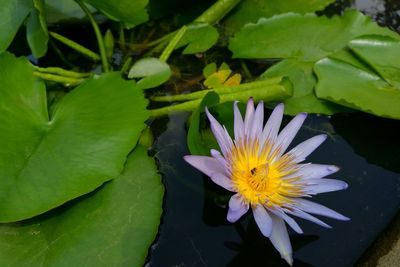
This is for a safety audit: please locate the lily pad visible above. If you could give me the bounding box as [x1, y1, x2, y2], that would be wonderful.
[223, 0, 335, 35]
[0, 145, 164, 267]
[26, 0, 48, 58]
[176, 23, 219, 54]
[83, 0, 148, 28]
[0, 0, 33, 52]
[314, 57, 400, 119]
[0, 52, 148, 222]
[229, 10, 400, 61]
[261, 59, 346, 115]
[128, 57, 171, 90]
[349, 35, 400, 88]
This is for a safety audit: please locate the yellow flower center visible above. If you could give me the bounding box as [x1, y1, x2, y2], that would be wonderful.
[229, 139, 304, 207]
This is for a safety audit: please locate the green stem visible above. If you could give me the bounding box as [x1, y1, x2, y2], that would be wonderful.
[149, 77, 293, 117]
[194, 0, 241, 24]
[49, 39, 76, 68]
[159, 26, 187, 62]
[34, 72, 86, 87]
[49, 31, 100, 62]
[152, 77, 284, 102]
[35, 66, 91, 78]
[75, 0, 109, 72]
[119, 24, 126, 50]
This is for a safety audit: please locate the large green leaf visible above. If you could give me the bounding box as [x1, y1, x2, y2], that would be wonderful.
[0, 52, 148, 222]
[229, 10, 400, 61]
[26, 0, 48, 58]
[83, 0, 148, 28]
[261, 59, 347, 115]
[0, 145, 164, 266]
[314, 57, 400, 119]
[349, 35, 400, 88]
[0, 0, 33, 52]
[223, 0, 335, 36]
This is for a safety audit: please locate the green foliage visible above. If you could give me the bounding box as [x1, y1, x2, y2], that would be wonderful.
[128, 57, 172, 90]
[0, 145, 164, 267]
[0, 0, 33, 52]
[229, 10, 400, 115]
[83, 0, 148, 28]
[175, 23, 219, 54]
[26, 0, 49, 58]
[314, 36, 400, 119]
[261, 59, 347, 115]
[187, 92, 220, 155]
[0, 52, 148, 222]
[223, 0, 335, 35]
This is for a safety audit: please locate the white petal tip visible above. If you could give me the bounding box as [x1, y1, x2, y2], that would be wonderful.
[327, 165, 340, 173]
[282, 253, 293, 266]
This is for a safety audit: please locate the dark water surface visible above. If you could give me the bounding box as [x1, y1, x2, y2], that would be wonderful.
[147, 111, 400, 267]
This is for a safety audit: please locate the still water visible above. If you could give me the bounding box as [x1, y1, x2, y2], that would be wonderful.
[147, 111, 400, 266]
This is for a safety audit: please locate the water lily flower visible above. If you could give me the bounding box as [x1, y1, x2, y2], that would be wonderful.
[184, 99, 349, 265]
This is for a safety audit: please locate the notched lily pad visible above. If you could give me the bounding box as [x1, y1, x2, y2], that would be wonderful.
[0, 145, 164, 267]
[0, 52, 148, 222]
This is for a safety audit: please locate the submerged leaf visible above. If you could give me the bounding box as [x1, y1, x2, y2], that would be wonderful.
[314, 57, 400, 119]
[0, 52, 148, 222]
[0, 145, 164, 267]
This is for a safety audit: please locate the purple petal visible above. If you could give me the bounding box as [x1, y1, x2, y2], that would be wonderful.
[183, 155, 234, 191]
[269, 208, 303, 234]
[248, 101, 264, 139]
[233, 101, 244, 140]
[205, 108, 233, 157]
[295, 199, 349, 221]
[284, 164, 339, 180]
[305, 178, 348, 194]
[253, 205, 273, 237]
[274, 112, 307, 157]
[244, 98, 255, 137]
[288, 134, 327, 163]
[210, 149, 227, 168]
[210, 173, 235, 191]
[227, 194, 249, 222]
[287, 208, 331, 229]
[260, 103, 284, 144]
[269, 212, 293, 266]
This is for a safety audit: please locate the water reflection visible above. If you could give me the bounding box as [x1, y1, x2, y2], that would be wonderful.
[148, 112, 400, 266]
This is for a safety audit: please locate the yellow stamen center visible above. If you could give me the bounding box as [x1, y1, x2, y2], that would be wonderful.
[229, 138, 304, 207]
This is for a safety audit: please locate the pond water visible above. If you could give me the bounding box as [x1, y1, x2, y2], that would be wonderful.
[147, 111, 399, 267]
[145, 1, 400, 266]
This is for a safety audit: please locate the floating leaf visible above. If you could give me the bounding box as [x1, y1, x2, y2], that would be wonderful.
[83, 0, 148, 28]
[229, 10, 400, 61]
[45, 0, 94, 23]
[0, 145, 164, 267]
[224, 0, 335, 35]
[26, 0, 48, 58]
[128, 57, 171, 90]
[0, 52, 148, 222]
[314, 57, 400, 119]
[0, 0, 33, 52]
[203, 62, 242, 88]
[176, 23, 219, 54]
[261, 59, 347, 115]
[349, 35, 400, 88]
